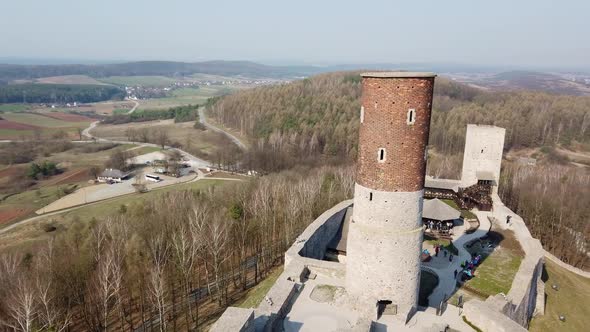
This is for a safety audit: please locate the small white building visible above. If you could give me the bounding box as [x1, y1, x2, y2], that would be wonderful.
[97, 169, 130, 183]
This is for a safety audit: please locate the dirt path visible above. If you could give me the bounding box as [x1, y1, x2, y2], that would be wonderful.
[198, 107, 246, 150]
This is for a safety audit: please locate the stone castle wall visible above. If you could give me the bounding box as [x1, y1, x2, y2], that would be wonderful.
[463, 195, 546, 331]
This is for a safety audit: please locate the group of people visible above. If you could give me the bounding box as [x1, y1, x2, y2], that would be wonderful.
[425, 220, 455, 235]
[433, 243, 454, 262]
[454, 253, 483, 281]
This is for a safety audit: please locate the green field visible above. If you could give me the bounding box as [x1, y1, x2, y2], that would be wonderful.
[98, 76, 177, 87]
[138, 86, 237, 110]
[529, 260, 590, 332]
[0, 113, 91, 140]
[462, 228, 523, 296]
[0, 104, 29, 112]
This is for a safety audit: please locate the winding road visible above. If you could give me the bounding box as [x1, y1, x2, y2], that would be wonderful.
[198, 107, 246, 150]
[0, 103, 250, 236]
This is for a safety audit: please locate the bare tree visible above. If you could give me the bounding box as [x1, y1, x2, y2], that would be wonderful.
[171, 224, 201, 328]
[4, 277, 36, 332]
[156, 128, 169, 149]
[147, 234, 169, 332]
[194, 211, 230, 306]
[35, 240, 71, 332]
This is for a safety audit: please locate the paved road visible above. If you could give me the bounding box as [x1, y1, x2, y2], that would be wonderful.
[198, 107, 246, 150]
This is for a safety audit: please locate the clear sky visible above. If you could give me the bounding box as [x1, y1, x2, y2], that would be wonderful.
[1, 0, 588, 68]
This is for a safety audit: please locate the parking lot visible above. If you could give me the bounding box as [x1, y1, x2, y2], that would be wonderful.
[36, 166, 198, 214]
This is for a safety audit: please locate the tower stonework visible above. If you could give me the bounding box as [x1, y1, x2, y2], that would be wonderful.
[346, 72, 436, 320]
[460, 124, 506, 194]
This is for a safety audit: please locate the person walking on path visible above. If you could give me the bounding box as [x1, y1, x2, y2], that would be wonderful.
[449, 253, 453, 262]
[454, 269, 458, 279]
[435, 245, 440, 257]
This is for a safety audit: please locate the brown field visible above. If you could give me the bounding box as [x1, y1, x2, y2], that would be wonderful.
[0, 207, 30, 226]
[42, 112, 95, 122]
[0, 120, 40, 130]
[41, 168, 92, 186]
[0, 166, 25, 178]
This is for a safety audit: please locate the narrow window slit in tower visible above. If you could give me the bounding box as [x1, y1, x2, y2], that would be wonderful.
[360, 106, 364, 123]
[407, 109, 416, 125]
[378, 148, 386, 162]
[369, 192, 373, 201]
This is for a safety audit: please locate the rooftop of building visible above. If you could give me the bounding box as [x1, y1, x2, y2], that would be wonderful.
[360, 71, 437, 78]
[422, 198, 461, 221]
[99, 168, 130, 178]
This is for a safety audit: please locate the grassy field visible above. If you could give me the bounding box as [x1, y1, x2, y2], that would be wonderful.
[1, 182, 85, 225]
[98, 76, 177, 87]
[43, 143, 139, 168]
[0, 104, 29, 112]
[0, 179, 230, 252]
[529, 260, 590, 332]
[0, 143, 143, 226]
[138, 86, 236, 110]
[462, 227, 524, 296]
[236, 266, 284, 308]
[0, 112, 92, 140]
[92, 120, 228, 158]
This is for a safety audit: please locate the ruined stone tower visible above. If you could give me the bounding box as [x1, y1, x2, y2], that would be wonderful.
[346, 72, 436, 320]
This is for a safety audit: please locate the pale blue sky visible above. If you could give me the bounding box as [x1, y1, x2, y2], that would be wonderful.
[1, 0, 588, 68]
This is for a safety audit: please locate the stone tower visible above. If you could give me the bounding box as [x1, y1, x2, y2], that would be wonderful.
[346, 72, 436, 321]
[460, 124, 506, 194]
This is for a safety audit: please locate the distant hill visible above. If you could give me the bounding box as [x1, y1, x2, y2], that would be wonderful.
[0, 60, 322, 83]
[476, 71, 590, 95]
[206, 71, 590, 161]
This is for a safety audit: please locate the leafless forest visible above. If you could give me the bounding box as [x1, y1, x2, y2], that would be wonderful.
[0, 166, 354, 331]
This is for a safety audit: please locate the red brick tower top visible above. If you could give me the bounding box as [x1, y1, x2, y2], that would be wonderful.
[356, 72, 436, 192]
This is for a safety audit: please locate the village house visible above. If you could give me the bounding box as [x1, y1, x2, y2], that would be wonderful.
[97, 168, 131, 183]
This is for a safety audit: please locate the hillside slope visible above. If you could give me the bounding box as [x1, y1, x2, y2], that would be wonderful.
[206, 72, 590, 269]
[206, 71, 590, 158]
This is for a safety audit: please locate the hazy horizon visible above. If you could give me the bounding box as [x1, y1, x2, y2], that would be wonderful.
[1, 0, 589, 70]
